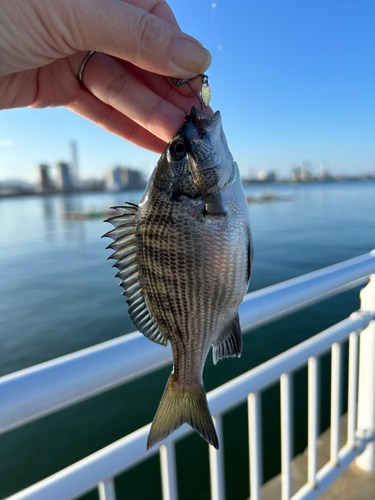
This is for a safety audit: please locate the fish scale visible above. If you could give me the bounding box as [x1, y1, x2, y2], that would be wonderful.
[104, 107, 252, 450]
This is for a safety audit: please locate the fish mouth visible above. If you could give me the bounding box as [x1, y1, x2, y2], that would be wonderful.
[188, 107, 222, 137]
[207, 110, 222, 134]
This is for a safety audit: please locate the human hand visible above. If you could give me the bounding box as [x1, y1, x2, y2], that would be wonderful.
[0, 0, 212, 152]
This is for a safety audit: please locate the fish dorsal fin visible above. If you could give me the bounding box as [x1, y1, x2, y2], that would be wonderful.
[212, 314, 242, 365]
[103, 203, 168, 347]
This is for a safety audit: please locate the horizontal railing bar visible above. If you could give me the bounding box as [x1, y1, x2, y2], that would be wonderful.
[0, 332, 172, 436]
[1, 251, 374, 436]
[6, 311, 374, 500]
[239, 250, 375, 333]
[5, 422, 158, 500]
[208, 311, 373, 417]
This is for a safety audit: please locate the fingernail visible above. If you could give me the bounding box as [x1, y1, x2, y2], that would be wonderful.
[171, 38, 212, 74]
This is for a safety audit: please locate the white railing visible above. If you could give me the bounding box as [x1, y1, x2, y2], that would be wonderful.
[2, 250, 375, 500]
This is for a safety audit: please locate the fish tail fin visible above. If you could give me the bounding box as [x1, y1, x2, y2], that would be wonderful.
[146, 374, 219, 450]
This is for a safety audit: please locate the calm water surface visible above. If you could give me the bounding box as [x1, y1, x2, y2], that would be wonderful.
[0, 182, 374, 499]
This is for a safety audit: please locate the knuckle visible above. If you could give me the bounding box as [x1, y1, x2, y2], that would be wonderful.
[146, 99, 164, 132]
[105, 71, 130, 107]
[136, 12, 168, 60]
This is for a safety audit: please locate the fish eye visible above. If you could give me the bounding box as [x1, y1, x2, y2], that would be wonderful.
[169, 139, 186, 161]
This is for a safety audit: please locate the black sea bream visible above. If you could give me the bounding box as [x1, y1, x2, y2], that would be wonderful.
[104, 107, 252, 450]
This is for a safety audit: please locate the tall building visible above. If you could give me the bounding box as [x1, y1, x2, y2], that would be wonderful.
[105, 167, 123, 191]
[105, 167, 145, 191]
[121, 168, 145, 189]
[70, 141, 79, 188]
[56, 162, 74, 192]
[37, 164, 55, 193]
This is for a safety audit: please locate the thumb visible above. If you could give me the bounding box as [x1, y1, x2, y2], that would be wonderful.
[70, 0, 212, 79]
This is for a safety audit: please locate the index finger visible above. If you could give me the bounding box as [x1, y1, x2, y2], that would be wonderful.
[72, 0, 211, 79]
[123, 0, 180, 29]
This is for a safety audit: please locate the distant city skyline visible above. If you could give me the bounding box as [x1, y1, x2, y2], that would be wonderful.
[1, 1, 374, 182]
[2, 158, 373, 199]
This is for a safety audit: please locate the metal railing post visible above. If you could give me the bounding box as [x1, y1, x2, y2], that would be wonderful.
[248, 392, 263, 500]
[280, 373, 293, 500]
[356, 274, 375, 472]
[160, 443, 178, 500]
[98, 479, 116, 500]
[307, 356, 320, 486]
[209, 415, 225, 500]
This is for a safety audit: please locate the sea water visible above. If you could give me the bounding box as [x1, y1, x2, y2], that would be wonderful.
[0, 182, 374, 499]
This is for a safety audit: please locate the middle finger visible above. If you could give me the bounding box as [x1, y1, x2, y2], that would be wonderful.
[82, 52, 187, 142]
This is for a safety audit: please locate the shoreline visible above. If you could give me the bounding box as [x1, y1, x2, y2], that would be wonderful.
[1, 178, 375, 199]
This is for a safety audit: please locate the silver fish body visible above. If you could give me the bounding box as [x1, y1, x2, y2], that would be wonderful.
[104, 107, 252, 450]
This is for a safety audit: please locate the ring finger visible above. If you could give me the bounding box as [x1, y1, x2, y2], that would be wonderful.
[78, 51, 189, 143]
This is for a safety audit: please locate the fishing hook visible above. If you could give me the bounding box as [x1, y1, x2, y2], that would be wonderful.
[171, 74, 209, 111]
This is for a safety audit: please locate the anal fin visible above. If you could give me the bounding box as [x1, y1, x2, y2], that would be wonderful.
[103, 203, 169, 347]
[212, 314, 242, 365]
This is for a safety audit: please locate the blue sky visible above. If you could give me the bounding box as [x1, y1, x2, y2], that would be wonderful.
[1, 0, 374, 183]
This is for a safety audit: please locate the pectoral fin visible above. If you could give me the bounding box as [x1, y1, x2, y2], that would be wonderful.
[212, 314, 242, 365]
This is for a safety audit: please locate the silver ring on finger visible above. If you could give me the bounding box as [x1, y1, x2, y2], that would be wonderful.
[78, 51, 96, 85]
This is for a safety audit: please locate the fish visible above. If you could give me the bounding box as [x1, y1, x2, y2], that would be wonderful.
[104, 107, 253, 450]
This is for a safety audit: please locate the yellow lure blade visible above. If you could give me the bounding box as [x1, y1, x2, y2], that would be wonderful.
[201, 82, 211, 107]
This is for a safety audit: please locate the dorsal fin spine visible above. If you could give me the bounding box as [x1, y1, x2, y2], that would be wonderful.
[137, 316, 154, 330]
[114, 253, 137, 269]
[105, 202, 168, 347]
[126, 288, 143, 302]
[121, 280, 141, 293]
[117, 266, 139, 282]
[120, 273, 140, 288]
[127, 297, 146, 314]
[105, 214, 137, 226]
[103, 225, 135, 240]
[106, 235, 137, 251]
[132, 307, 149, 321]
[108, 245, 137, 261]
[110, 205, 138, 214]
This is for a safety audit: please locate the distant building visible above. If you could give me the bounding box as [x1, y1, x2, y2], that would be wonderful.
[56, 162, 74, 192]
[292, 161, 312, 182]
[121, 168, 145, 189]
[319, 161, 326, 179]
[292, 167, 302, 182]
[83, 178, 105, 191]
[105, 167, 122, 191]
[105, 167, 145, 191]
[70, 141, 79, 188]
[300, 168, 312, 182]
[0, 180, 35, 197]
[37, 164, 55, 193]
[257, 170, 276, 182]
